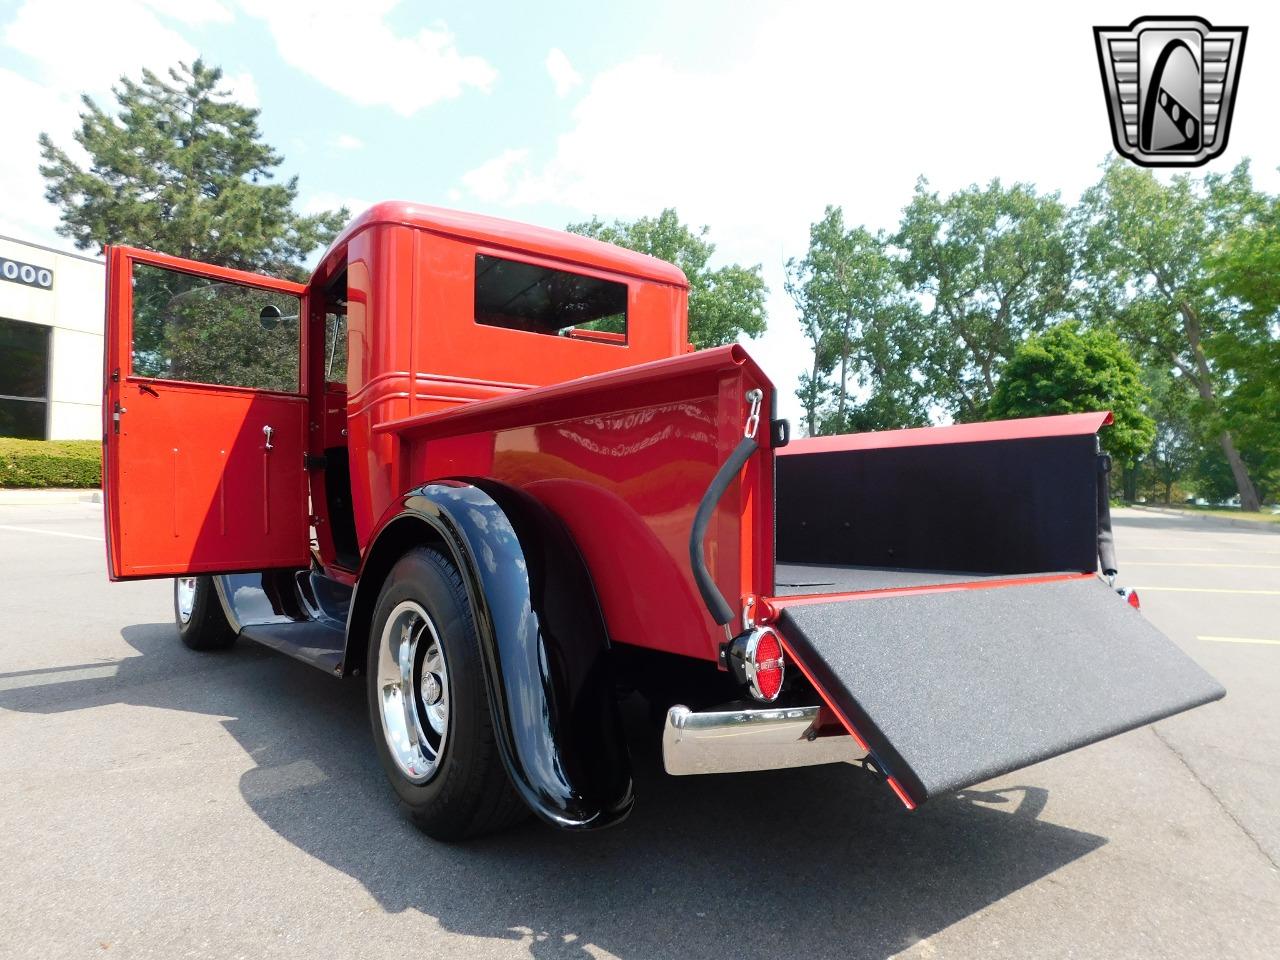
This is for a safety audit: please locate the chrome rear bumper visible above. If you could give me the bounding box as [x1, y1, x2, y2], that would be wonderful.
[662, 703, 866, 776]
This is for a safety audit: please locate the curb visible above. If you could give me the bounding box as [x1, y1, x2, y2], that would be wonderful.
[1126, 504, 1280, 534]
[0, 488, 102, 505]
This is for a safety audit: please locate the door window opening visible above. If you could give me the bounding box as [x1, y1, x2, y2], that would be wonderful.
[130, 263, 301, 392]
[323, 269, 348, 386]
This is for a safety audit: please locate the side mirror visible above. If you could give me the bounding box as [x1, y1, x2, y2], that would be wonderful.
[259, 304, 283, 329]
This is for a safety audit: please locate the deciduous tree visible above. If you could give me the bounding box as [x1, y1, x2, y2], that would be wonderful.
[787, 206, 927, 436]
[1074, 157, 1265, 510]
[567, 209, 767, 349]
[895, 178, 1073, 420]
[1205, 185, 1280, 503]
[1141, 368, 1198, 504]
[988, 320, 1155, 466]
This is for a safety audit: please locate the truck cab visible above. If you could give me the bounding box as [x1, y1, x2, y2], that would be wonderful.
[103, 203, 1223, 840]
[105, 203, 689, 583]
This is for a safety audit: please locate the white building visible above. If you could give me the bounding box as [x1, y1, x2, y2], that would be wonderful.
[0, 235, 104, 440]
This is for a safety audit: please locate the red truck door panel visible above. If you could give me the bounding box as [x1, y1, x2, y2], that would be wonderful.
[104, 247, 310, 579]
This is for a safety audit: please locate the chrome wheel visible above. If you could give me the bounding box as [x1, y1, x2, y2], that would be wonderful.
[176, 578, 198, 624]
[376, 599, 451, 784]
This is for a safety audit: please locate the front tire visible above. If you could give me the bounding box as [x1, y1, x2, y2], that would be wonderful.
[174, 576, 237, 651]
[366, 547, 527, 840]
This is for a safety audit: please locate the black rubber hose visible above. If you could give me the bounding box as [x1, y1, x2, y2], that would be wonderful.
[690, 435, 758, 626]
[1096, 452, 1117, 577]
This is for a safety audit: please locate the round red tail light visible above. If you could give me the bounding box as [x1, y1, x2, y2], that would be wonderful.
[1116, 586, 1141, 611]
[748, 628, 785, 702]
[724, 626, 788, 702]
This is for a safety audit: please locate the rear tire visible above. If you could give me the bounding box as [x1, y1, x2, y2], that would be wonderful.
[174, 576, 237, 651]
[366, 547, 528, 841]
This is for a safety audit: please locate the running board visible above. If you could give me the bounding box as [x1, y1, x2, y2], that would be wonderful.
[773, 576, 1224, 806]
[213, 570, 351, 675]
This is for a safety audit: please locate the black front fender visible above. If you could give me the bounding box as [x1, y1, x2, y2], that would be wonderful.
[352, 480, 633, 830]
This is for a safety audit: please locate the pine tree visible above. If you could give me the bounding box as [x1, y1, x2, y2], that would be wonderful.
[39, 59, 345, 281]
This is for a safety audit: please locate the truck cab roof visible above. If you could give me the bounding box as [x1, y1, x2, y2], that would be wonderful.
[314, 201, 690, 290]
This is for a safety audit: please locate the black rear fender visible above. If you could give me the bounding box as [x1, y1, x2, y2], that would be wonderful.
[346, 480, 633, 830]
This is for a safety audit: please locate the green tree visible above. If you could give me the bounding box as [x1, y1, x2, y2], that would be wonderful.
[988, 321, 1155, 468]
[1140, 367, 1199, 504]
[1206, 187, 1280, 504]
[567, 209, 767, 349]
[39, 60, 346, 279]
[895, 178, 1074, 420]
[1073, 157, 1265, 510]
[786, 206, 926, 436]
[1192, 445, 1277, 506]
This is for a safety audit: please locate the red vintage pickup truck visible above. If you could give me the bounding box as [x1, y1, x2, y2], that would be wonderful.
[102, 203, 1223, 839]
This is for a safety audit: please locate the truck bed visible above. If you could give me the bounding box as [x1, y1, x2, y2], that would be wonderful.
[768, 416, 1223, 807]
[773, 563, 1065, 596]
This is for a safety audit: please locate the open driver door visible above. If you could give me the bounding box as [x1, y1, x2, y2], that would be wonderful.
[103, 247, 311, 580]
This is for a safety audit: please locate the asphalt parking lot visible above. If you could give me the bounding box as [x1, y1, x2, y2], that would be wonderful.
[1, 503, 1277, 959]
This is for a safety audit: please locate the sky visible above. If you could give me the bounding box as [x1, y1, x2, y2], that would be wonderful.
[2, 0, 1278, 422]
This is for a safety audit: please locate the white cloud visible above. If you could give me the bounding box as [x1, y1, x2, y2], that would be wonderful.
[222, 70, 259, 108]
[0, 0, 218, 246]
[0, 0, 274, 246]
[301, 192, 373, 218]
[460, 0, 1280, 424]
[333, 133, 364, 151]
[238, 1, 495, 116]
[461, 148, 530, 204]
[140, 0, 233, 26]
[3, 0, 200, 98]
[545, 47, 581, 98]
[0, 68, 78, 244]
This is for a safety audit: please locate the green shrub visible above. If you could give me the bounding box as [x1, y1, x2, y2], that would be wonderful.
[0, 438, 101, 488]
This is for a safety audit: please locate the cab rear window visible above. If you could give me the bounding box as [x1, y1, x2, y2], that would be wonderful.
[474, 254, 627, 345]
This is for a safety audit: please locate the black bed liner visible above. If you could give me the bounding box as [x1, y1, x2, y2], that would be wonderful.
[777, 576, 1224, 805]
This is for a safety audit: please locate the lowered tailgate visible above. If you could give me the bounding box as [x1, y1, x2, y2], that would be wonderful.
[775, 575, 1224, 806]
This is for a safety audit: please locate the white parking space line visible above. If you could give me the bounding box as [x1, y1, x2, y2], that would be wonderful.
[1126, 546, 1280, 553]
[0, 524, 104, 542]
[1198, 635, 1280, 646]
[1128, 561, 1280, 569]
[1134, 586, 1280, 595]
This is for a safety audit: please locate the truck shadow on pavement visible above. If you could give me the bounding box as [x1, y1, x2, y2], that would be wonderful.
[0, 622, 1107, 960]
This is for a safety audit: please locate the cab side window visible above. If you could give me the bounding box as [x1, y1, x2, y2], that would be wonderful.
[474, 254, 627, 344]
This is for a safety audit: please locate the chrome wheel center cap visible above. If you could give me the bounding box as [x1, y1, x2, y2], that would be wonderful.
[420, 671, 443, 706]
[377, 601, 450, 785]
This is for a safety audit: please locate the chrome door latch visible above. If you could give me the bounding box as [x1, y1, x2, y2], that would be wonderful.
[262, 424, 275, 451]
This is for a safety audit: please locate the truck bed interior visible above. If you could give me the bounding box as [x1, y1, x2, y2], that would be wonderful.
[773, 424, 1106, 594]
[772, 563, 1061, 596]
[770, 420, 1225, 807]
